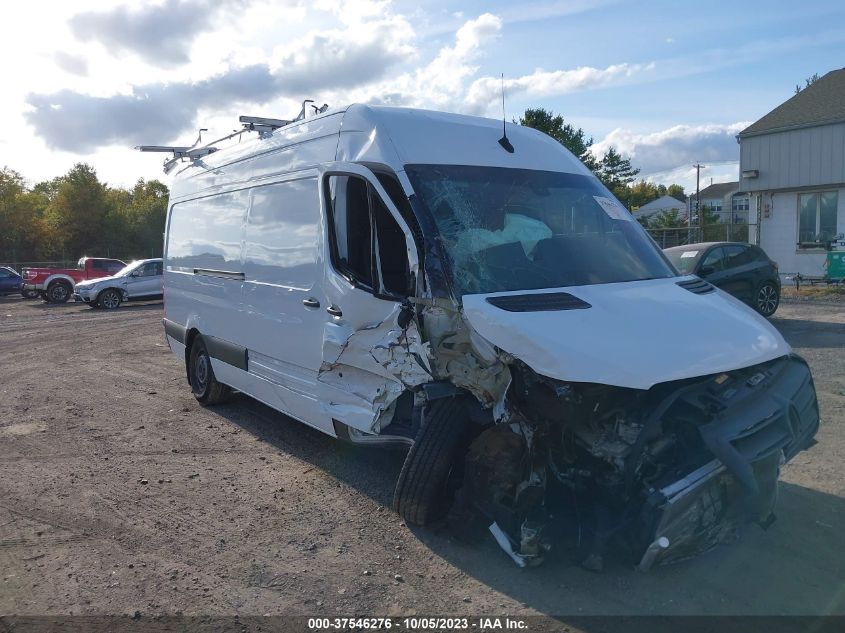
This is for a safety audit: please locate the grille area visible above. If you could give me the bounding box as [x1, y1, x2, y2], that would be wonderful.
[677, 277, 716, 294]
[485, 292, 592, 312]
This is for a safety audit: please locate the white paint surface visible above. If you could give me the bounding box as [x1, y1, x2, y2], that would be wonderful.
[462, 276, 790, 390]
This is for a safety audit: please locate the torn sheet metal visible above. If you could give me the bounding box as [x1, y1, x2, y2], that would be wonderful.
[318, 304, 432, 434]
[421, 304, 511, 415]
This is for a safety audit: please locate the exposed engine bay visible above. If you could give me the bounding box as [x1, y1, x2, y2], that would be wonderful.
[446, 354, 819, 570]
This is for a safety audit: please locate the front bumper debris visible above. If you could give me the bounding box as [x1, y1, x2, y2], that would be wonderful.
[471, 354, 819, 570]
[636, 354, 818, 568]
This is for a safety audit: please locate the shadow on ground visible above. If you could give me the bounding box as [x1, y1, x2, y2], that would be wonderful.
[771, 317, 845, 349]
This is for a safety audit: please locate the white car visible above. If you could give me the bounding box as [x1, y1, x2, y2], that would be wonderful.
[73, 258, 163, 309]
[154, 104, 819, 571]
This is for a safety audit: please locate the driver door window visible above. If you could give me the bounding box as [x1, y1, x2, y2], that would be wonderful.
[700, 247, 726, 274]
[325, 175, 410, 297]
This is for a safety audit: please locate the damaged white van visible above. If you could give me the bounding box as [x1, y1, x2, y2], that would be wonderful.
[158, 104, 819, 570]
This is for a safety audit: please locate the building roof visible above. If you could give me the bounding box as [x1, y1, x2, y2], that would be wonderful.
[739, 68, 845, 137]
[694, 181, 739, 200]
[635, 195, 687, 217]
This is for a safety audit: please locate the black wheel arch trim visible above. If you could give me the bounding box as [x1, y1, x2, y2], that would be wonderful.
[169, 322, 248, 372]
[163, 318, 187, 344]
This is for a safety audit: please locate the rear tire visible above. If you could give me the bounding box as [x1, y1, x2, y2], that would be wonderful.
[188, 337, 231, 405]
[393, 397, 475, 526]
[46, 281, 72, 303]
[21, 289, 39, 299]
[756, 281, 779, 317]
[98, 289, 122, 309]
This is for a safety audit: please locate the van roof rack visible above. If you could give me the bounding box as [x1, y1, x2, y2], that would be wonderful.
[137, 101, 330, 173]
[239, 115, 292, 135]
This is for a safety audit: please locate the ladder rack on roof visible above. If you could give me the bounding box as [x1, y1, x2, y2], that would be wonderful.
[135, 100, 330, 174]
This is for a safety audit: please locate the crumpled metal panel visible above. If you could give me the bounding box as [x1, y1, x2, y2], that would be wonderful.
[318, 304, 433, 433]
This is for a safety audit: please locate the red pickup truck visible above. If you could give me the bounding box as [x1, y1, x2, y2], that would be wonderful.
[22, 257, 126, 303]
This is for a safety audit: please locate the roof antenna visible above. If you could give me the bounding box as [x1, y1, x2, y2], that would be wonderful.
[498, 73, 514, 153]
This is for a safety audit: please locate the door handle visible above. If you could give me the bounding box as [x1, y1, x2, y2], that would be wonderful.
[302, 298, 320, 309]
[326, 305, 343, 317]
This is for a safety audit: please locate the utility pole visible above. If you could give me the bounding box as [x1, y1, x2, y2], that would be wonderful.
[694, 163, 705, 239]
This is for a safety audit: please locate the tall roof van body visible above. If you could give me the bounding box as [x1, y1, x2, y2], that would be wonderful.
[161, 105, 818, 570]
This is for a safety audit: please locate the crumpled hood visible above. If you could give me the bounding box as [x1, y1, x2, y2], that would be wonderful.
[461, 277, 790, 390]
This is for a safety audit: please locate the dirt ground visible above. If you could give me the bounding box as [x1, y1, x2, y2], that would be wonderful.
[0, 295, 843, 619]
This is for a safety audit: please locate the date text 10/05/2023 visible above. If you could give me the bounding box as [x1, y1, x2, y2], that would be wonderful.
[307, 617, 529, 630]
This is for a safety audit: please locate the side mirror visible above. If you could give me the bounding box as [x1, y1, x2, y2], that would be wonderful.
[129, 271, 139, 278]
[699, 265, 715, 276]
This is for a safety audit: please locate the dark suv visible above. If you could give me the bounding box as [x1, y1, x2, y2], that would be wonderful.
[664, 242, 781, 316]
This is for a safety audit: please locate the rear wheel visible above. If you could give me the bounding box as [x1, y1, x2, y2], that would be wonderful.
[756, 282, 779, 317]
[188, 337, 231, 405]
[98, 289, 122, 310]
[21, 289, 39, 299]
[46, 281, 72, 303]
[393, 397, 475, 526]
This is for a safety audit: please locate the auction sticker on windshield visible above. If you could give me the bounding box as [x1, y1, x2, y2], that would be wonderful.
[681, 251, 699, 258]
[593, 196, 632, 221]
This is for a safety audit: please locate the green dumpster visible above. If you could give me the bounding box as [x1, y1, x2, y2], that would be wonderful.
[828, 251, 845, 279]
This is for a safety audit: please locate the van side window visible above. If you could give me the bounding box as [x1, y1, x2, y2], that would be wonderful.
[328, 176, 373, 287]
[168, 190, 248, 270]
[326, 175, 410, 297]
[244, 178, 320, 289]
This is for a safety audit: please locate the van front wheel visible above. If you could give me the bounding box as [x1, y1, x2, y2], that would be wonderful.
[189, 337, 231, 405]
[393, 397, 474, 526]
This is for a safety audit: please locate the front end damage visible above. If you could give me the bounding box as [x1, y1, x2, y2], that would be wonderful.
[327, 283, 820, 569]
[449, 353, 819, 570]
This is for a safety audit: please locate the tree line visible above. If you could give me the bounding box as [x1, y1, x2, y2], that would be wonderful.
[0, 164, 167, 265]
[1, 107, 693, 266]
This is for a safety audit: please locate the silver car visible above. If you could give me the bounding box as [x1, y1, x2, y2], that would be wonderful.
[73, 258, 163, 309]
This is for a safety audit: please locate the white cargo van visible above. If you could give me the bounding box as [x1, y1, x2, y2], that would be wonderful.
[159, 105, 819, 569]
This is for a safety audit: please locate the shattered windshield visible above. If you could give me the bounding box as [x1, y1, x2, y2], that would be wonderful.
[405, 165, 676, 296]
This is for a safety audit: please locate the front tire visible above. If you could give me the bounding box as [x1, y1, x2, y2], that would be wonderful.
[188, 337, 231, 405]
[98, 289, 122, 310]
[756, 281, 779, 317]
[393, 397, 475, 526]
[46, 281, 72, 303]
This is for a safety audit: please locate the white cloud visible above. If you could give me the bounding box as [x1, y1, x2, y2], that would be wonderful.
[590, 122, 750, 176]
[466, 62, 656, 113]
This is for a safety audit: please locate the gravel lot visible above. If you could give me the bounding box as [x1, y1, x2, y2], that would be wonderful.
[0, 296, 843, 619]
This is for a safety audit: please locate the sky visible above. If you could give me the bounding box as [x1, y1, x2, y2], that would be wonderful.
[1, 0, 843, 193]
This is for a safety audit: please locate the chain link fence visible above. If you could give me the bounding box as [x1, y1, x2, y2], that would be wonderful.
[646, 224, 751, 249]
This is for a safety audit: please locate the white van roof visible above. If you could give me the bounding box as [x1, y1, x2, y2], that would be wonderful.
[168, 104, 591, 200]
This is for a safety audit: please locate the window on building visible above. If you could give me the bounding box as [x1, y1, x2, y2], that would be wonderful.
[732, 197, 749, 212]
[703, 199, 722, 213]
[798, 191, 839, 248]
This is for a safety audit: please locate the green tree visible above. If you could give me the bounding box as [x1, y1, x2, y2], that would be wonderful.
[44, 163, 110, 259]
[0, 168, 28, 262]
[596, 147, 640, 206]
[518, 108, 597, 169]
[651, 208, 687, 229]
